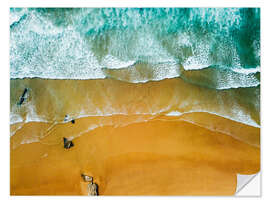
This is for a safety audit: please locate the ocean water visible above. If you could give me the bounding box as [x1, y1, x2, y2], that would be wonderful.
[10, 8, 260, 89]
[10, 8, 260, 128]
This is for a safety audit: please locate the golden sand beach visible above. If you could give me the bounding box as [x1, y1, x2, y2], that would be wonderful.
[10, 78, 260, 195]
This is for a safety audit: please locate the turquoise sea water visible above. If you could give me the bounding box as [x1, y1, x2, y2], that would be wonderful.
[10, 8, 260, 89]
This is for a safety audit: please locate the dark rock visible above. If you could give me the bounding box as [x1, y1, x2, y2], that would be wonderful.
[81, 174, 93, 182]
[88, 182, 99, 196]
[18, 88, 28, 105]
[63, 137, 74, 149]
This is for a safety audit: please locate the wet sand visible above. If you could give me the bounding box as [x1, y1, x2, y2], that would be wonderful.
[10, 78, 260, 126]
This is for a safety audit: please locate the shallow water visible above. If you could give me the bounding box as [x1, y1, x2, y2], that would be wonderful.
[10, 78, 260, 127]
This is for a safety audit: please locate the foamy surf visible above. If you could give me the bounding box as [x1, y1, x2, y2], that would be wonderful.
[166, 110, 260, 128]
[10, 8, 260, 90]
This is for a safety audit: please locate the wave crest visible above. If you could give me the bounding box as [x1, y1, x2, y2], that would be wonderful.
[10, 8, 260, 90]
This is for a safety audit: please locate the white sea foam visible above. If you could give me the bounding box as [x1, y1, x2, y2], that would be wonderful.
[10, 106, 260, 131]
[10, 8, 28, 26]
[10, 113, 24, 124]
[166, 111, 183, 116]
[25, 104, 47, 123]
[102, 55, 136, 69]
[166, 110, 260, 128]
[232, 67, 260, 74]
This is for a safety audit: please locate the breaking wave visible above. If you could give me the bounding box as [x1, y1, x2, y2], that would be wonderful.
[10, 8, 260, 89]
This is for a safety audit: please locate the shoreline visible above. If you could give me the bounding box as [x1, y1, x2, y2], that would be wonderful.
[11, 111, 260, 149]
[10, 77, 260, 127]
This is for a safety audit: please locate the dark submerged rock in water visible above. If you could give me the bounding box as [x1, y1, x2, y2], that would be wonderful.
[18, 88, 28, 105]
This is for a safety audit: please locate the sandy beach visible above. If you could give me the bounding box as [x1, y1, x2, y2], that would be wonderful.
[11, 107, 260, 195]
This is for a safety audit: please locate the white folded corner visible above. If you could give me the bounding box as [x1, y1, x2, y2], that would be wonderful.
[235, 172, 261, 196]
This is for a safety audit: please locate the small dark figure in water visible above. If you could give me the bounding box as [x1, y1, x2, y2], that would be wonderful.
[71, 119, 75, 124]
[63, 137, 74, 149]
[64, 115, 69, 122]
[18, 88, 28, 105]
